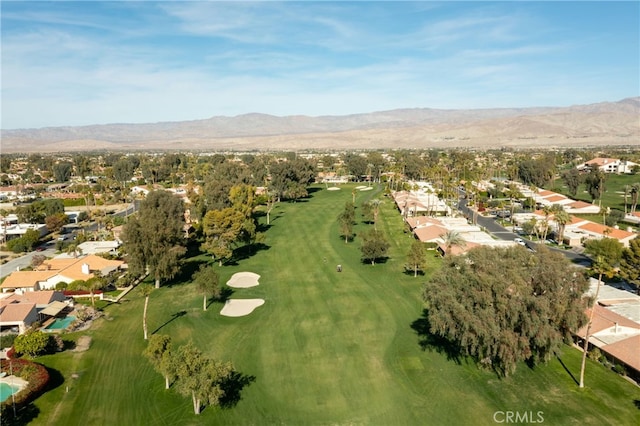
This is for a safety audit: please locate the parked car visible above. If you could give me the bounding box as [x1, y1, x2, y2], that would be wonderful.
[514, 237, 526, 246]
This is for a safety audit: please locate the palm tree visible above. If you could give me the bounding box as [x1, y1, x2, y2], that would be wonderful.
[541, 205, 553, 242]
[623, 185, 630, 215]
[440, 230, 466, 256]
[506, 184, 522, 231]
[630, 183, 640, 214]
[141, 283, 153, 340]
[579, 255, 611, 388]
[552, 206, 570, 244]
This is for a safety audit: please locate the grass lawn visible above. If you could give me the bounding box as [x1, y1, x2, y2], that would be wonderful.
[22, 184, 640, 425]
[549, 173, 640, 213]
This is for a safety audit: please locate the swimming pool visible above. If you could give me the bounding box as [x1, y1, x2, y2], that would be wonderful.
[45, 316, 76, 331]
[0, 382, 20, 403]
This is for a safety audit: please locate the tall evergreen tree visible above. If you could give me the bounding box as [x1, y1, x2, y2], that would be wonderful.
[123, 190, 187, 288]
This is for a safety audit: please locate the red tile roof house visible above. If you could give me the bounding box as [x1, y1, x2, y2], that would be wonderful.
[576, 304, 640, 379]
[0, 255, 124, 294]
[575, 222, 637, 248]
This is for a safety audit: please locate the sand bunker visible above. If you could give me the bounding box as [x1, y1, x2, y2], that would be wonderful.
[220, 299, 265, 317]
[355, 185, 367, 189]
[359, 186, 373, 191]
[327, 187, 341, 191]
[226, 272, 260, 288]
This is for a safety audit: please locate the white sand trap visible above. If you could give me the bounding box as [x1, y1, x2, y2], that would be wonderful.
[355, 185, 367, 189]
[227, 272, 260, 288]
[220, 299, 265, 317]
[327, 187, 341, 191]
[359, 186, 373, 191]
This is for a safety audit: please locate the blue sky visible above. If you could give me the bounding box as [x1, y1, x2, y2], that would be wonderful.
[1, 1, 638, 129]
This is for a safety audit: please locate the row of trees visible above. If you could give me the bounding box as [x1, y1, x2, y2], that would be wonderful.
[143, 336, 236, 414]
[337, 199, 390, 265]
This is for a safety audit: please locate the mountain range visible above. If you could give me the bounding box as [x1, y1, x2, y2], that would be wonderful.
[1, 97, 638, 153]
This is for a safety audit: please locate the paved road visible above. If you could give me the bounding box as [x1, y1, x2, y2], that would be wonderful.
[456, 196, 592, 267]
[0, 242, 57, 279]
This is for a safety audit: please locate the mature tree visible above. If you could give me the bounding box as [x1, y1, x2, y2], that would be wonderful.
[579, 238, 623, 388]
[72, 154, 92, 179]
[423, 246, 588, 376]
[16, 199, 64, 223]
[45, 212, 69, 234]
[31, 254, 46, 269]
[7, 229, 41, 253]
[143, 334, 176, 389]
[584, 168, 606, 205]
[360, 229, 390, 265]
[123, 190, 186, 288]
[517, 158, 554, 188]
[52, 162, 73, 182]
[405, 240, 427, 277]
[620, 236, 640, 292]
[562, 168, 582, 197]
[174, 341, 234, 414]
[584, 237, 623, 267]
[343, 153, 368, 180]
[202, 207, 245, 266]
[113, 158, 136, 187]
[0, 156, 11, 174]
[192, 265, 221, 311]
[140, 284, 153, 340]
[14, 330, 50, 357]
[630, 183, 640, 214]
[337, 201, 356, 243]
[269, 159, 315, 201]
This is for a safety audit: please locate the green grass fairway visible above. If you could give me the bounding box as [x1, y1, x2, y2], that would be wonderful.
[550, 173, 640, 214]
[26, 184, 640, 425]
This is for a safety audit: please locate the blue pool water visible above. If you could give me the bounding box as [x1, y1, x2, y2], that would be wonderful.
[0, 382, 20, 402]
[45, 316, 76, 330]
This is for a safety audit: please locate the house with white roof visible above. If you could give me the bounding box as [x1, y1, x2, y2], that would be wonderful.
[576, 157, 638, 174]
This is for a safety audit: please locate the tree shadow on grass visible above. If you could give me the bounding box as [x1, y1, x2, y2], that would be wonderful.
[634, 399, 640, 410]
[168, 258, 209, 287]
[206, 287, 234, 309]
[555, 357, 579, 386]
[219, 371, 256, 409]
[360, 256, 389, 266]
[410, 309, 463, 365]
[44, 366, 64, 392]
[228, 242, 270, 265]
[152, 310, 187, 335]
[1, 403, 40, 426]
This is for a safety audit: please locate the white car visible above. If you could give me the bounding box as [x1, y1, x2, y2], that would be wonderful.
[514, 237, 526, 246]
